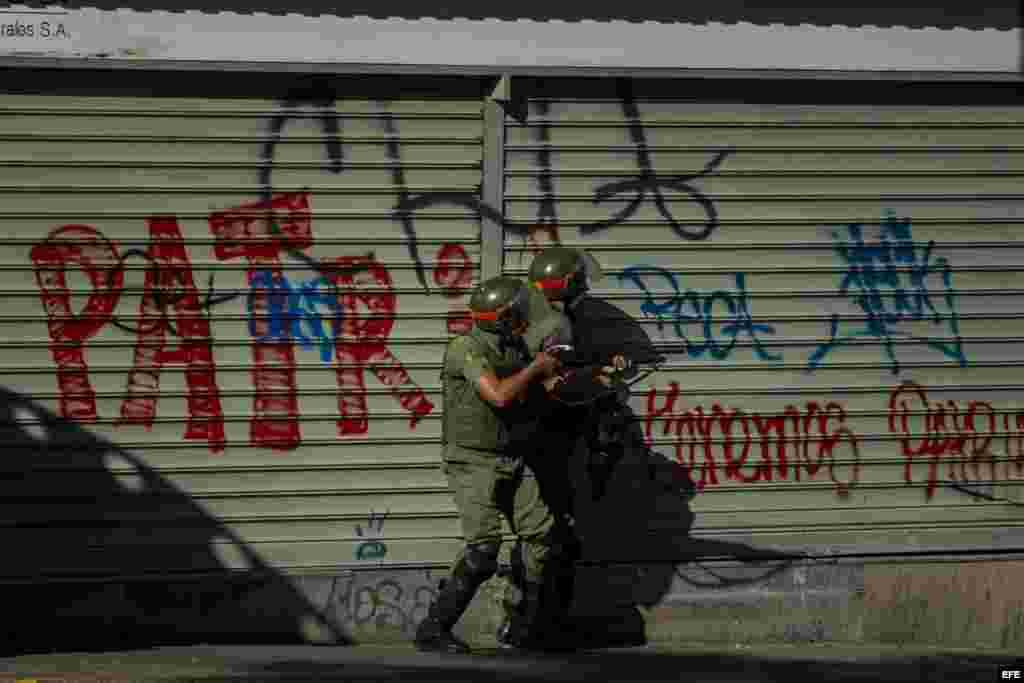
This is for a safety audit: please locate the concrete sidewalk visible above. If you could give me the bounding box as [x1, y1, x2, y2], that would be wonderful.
[1, 642, 1022, 682]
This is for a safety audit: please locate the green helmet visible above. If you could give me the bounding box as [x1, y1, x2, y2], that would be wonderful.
[468, 276, 531, 337]
[527, 247, 603, 303]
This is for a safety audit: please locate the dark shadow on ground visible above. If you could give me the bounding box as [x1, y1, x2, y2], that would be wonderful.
[199, 647, 1020, 683]
[0, 386, 349, 656]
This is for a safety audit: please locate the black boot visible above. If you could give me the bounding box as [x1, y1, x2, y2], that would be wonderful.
[414, 617, 471, 654]
[414, 559, 481, 654]
[500, 580, 577, 653]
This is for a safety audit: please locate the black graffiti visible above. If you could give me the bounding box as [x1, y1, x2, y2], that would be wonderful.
[260, 92, 344, 203]
[535, 99, 558, 227]
[379, 105, 430, 292]
[257, 90, 368, 300]
[257, 92, 442, 292]
[103, 247, 372, 339]
[259, 84, 731, 294]
[393, 191, 526, 234]
[329, 573, 438, 632]
[579, 80, 732, 240]
[674, 559, 797, 589]
[949, 480, 1024, 507]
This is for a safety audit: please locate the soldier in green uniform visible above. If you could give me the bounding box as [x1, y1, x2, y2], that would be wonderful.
[414, 276, 564, 654]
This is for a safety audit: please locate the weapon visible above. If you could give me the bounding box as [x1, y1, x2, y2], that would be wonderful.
[544, 343, 665, 407]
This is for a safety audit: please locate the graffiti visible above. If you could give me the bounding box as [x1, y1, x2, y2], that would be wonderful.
[620, 265, 781, 362]
[579, 79, 731, 241]
[257, 92, 456, 293]
[354, 509, 389, 561]
[30, 225, 124, 423]
[254, 94, 481, 333]
[31, 191, 436, 450]
[889, 381, 1024, 500]
[247, 270, 343, 363]
[645, 382, 862, 497]
[432, 242, 474, 335]
[808, 211, 967, 374]
[329, 254, 435, 435]
[675, 558, 798, 590]
[101, 244, 368, 342]
[257, 91, 353, 289]
[209, 192, 312, 450]
[212, 193, 433, 444]
[31, 221, 226, 452]
[525, 98, 562, 253]
[328, 571, 438, 632]
[116, 217, 225, 452]
[403, 86, 732, 259]
[378, 103, 431, 292]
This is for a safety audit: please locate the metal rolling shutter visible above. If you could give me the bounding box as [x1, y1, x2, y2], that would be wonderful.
[503, 90, 1024, 564]
[0, 92, 483, 582]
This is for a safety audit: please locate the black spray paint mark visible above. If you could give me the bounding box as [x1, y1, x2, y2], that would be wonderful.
[536, 99, 558, 227]
[329, 573, 438, 632]
[104, 246, 372, 339]
[394, 192, 530, 245]
[255, 94, 365, 303]
[674, 559, 797, 590]
[948, 480, 1024, 506]
[260, 94, 345, 204]
[258, 95, 439, 293]
[378, 104, 430, 292]
[579, 80, 732, 241]
[253, 86, 731, 299]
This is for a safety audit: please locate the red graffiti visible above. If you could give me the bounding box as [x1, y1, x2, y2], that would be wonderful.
[30, 225, 123, 422]
[117, 217, 225, 452]
[327, 254, 434, 436]
[32, 191, 440, 450]
[433, 242, 473, 335]
[889, 381, 1024, 500]
[645, 381, 861, 497]
[208, 192, 312, 451]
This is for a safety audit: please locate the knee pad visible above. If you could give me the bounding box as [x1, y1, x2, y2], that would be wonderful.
[461, 541, 499, 583]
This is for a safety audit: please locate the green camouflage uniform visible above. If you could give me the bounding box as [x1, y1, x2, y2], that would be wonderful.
[441, 325, 555, 584]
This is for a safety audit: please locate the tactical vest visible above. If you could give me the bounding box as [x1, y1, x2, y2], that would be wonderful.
[441, 327, 530, 452]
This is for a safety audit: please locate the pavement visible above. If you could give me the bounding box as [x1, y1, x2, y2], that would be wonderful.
[1, 642, 1023, 682]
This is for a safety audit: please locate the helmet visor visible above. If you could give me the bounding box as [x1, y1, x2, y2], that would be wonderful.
[470, 283, 529, 336]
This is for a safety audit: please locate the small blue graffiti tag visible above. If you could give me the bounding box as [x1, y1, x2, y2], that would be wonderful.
[807, 211, 967, 374]
[619, 265, 781, 362]
[355, 509, 388, 561]
[248, 270, 343, 362]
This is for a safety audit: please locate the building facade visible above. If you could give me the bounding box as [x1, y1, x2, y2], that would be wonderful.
[0, 1, 1021, 652]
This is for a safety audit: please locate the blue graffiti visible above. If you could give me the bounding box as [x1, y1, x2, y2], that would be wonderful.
[807, 211, 967, 374]
[248, 270, 343, 362]
[619, 265, 781, 362]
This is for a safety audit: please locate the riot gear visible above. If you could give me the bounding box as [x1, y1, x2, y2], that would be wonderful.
[527, 247, 603, 306]
[414, 541, 500, 654]
[468, 276, 531, 339]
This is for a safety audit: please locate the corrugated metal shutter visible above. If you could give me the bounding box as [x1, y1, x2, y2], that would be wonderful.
[503, 91, 1024, 561]
[1, 93, 483, 579]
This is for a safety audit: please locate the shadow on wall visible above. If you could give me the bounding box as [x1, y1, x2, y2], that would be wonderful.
[0, 386, 349, 656]
[544, 297, 800, 648]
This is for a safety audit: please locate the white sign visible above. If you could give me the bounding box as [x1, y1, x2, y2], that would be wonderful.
[0, 5, 1016, 71]
[0, 8, 76, 51]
